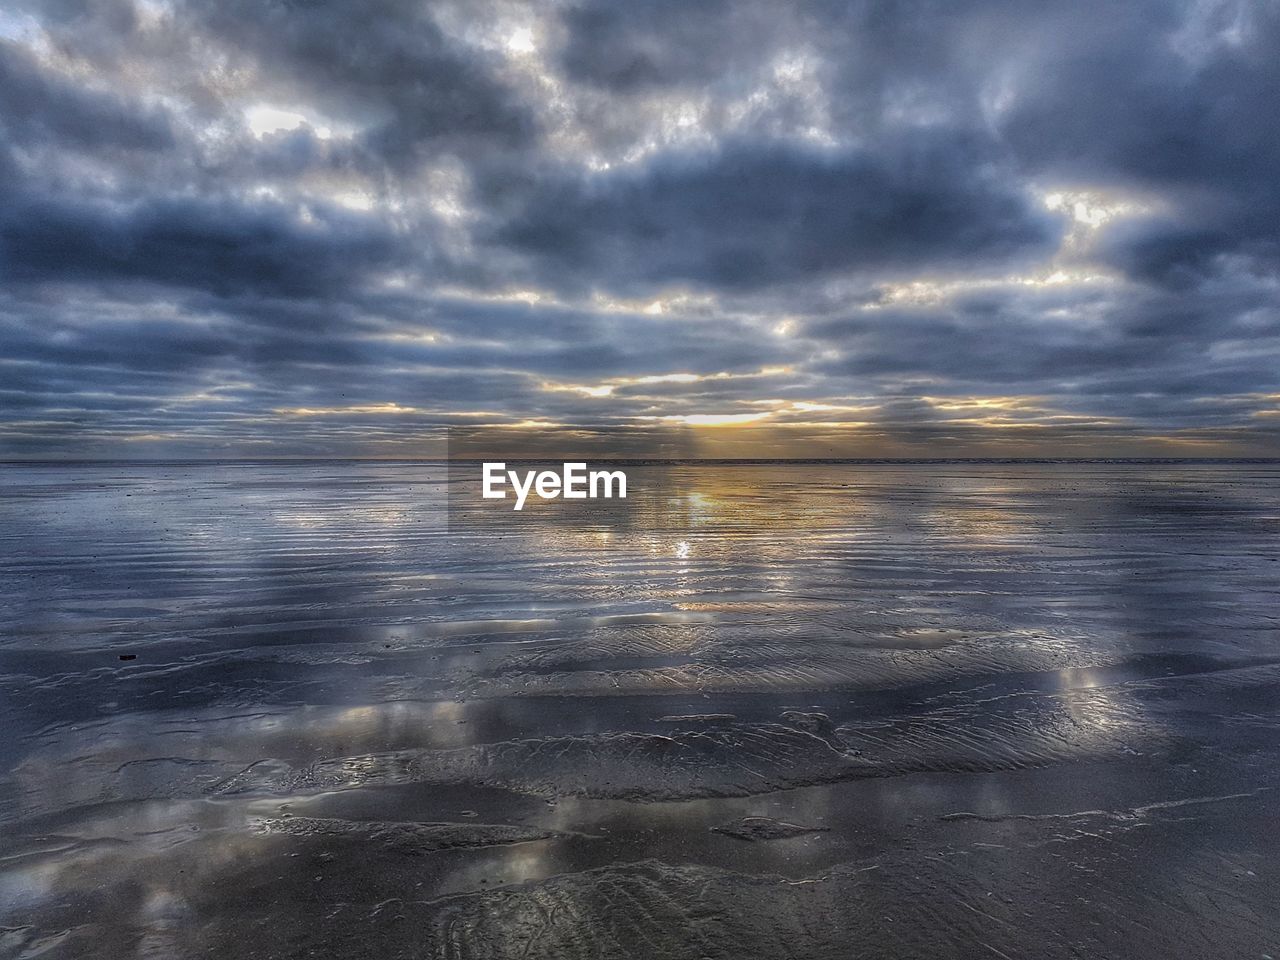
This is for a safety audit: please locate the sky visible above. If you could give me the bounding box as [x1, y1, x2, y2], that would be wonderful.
[1, 0, 1278, 459]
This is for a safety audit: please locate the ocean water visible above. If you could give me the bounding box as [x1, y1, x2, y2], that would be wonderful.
[1, 461, 1279, 958]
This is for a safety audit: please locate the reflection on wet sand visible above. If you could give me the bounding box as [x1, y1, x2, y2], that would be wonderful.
[1, 462, 1279, 958]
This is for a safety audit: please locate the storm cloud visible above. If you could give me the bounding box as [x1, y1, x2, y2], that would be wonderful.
[0, 0, 1277, 457]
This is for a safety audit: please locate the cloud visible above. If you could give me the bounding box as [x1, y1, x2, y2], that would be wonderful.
[0, 41, 174, 152]
[1, 191, 401, 296]
[186, 0, 537, 166]
[0, 0, 1277, 457]
[994, 0, 1280, 290]
[492, 132, 1062, 292]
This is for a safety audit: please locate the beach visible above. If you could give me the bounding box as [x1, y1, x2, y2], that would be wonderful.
[2, 461, 1279, 958]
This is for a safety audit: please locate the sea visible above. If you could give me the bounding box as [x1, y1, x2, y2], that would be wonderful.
[1, 460, 1278, 958]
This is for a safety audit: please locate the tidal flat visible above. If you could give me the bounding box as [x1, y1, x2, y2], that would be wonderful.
[1, 461, 1278, 958]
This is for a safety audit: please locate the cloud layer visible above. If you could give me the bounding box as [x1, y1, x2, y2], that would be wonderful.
[1, 0, 1278, 457]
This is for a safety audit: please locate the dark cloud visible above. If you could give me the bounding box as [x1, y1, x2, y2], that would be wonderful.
[560, 0, 786, 92]
[0, 0, 1278, 457]
[186, 0, 537, 166]
[0, 191, 400, 296]
[494, 133, 1061, 292]
[0, 42, 173, 152]
[995, 0, 1280, 289]
[806, 277, 1280, 397]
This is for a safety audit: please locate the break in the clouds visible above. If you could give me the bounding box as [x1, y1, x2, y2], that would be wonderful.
[1, 0, 1278, 457]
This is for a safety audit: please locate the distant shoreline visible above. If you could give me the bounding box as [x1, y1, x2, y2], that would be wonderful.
[5, 458, 1280, 466]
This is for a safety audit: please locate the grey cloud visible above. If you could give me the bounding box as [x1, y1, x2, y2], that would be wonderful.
[0, 41, 174, 152]
[804, 279, 1280, 406]
[184, 0, 536, 165]
[560, 0, 790, 93]
[995, 0, 1280, 288]
[1, 0, 1279, 457]
[493, 133, 1061, 292]
[0, 190, 400, 296]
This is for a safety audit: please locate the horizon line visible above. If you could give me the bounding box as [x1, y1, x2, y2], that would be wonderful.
[5, 457, 1280, 466]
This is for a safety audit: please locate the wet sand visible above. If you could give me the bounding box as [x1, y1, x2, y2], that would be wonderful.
[2, 461, 1279, 958]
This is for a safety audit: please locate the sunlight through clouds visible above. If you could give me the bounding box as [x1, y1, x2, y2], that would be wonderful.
[0, 0, 1275, 458]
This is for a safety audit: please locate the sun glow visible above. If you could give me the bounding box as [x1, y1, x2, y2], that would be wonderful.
[246, 105, 332, 139]
[542, 367, 791, 399]
[274, 403, 420, 416]
[505, 27, 536, 54]
[658, 412, 772, 427]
